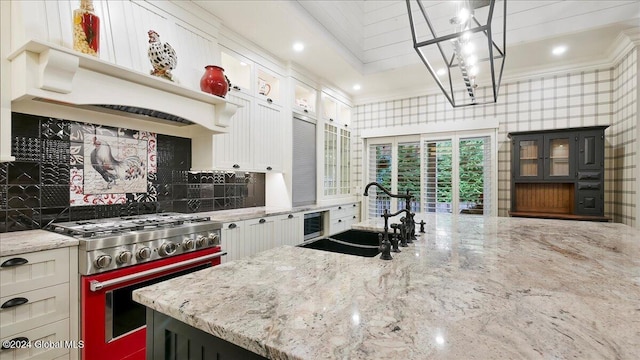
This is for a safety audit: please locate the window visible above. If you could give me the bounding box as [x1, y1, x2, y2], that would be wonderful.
[365, 131, 496, 218]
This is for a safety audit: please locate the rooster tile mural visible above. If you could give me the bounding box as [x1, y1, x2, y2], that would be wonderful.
[0, 113, 265, 233]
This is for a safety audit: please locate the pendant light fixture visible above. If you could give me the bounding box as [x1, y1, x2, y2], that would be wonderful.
[406, 0, 507, 107]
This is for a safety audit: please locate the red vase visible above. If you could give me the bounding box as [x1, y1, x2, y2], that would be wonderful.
[200, 65, 228, 98]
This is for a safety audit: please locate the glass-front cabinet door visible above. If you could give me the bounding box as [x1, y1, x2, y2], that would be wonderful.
[544, 133, 575, 180]
[513, 135, 543, 180]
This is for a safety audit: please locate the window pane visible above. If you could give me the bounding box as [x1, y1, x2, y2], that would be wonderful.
[339, 129, 350, 194]
[459, 137, 489, 215]
[324, 124, 337, 195]
[423, 140, 452, 213]
[368, 143, 392, 218]
[397, 141, 421, 212]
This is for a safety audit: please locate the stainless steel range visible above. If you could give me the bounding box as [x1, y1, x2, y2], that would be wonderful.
[49, 212, 225, 360]
[51, 212, 222, 275]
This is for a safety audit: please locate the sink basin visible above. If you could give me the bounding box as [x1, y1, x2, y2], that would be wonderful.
[299, 229, 381, 257]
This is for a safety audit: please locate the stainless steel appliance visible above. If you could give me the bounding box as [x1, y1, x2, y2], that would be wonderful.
[303, 212, 324, 240]
[50, 213, 225, 360]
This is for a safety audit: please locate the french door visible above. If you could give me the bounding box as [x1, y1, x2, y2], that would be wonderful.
[366, 131, 496, 219]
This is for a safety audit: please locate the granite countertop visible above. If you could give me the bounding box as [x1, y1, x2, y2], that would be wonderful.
[0, 230, 79, 257]
[200, 201, 358, 223]
[133, 214, 640, 359]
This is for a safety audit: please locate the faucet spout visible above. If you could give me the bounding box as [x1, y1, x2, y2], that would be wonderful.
[363, 182, 412, 201]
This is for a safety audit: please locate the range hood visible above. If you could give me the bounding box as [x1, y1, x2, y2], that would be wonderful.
[7, 40, 239, 169]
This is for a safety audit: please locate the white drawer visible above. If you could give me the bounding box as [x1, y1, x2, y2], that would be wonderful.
[329, 203, 360, 220]
[0, 249, 70, 297]
[1, 283, 70, 338]
[0, 319, 70, 360]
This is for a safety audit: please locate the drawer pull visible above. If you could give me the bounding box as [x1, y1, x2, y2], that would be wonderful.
[288, 214, 294, 219]
[1, 337, 29, 350]
[233, 164, 240, 169]
[338, 206, 342, 210]
[353, 216, 356, 219]
[1, 297, 29, 309]
[228, 223, 237, 229]
[338, 219, 342, 223]
[259, 218, 266, 224]
[353, 204, 356, 207]
[1, 258, 28, 267]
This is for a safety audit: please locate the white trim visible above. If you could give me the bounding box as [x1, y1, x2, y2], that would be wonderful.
[361, 117, 499, 139]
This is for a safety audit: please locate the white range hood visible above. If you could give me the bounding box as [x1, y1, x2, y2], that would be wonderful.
[7, 40, 239, 169]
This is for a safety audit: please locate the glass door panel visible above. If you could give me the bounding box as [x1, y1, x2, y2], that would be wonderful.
[397, 142, 421, 212]
[339, 129, 350, 194]
[367, 143, 392, 218]
[423, 140, 452, 213]
[549, 138, 569, 176]
[459, 137, 490, 214]
[324, 124, 337, 195]
[519, 139, 539, 177]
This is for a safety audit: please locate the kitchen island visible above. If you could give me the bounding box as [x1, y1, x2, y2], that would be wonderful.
[133, 214, 640, 359]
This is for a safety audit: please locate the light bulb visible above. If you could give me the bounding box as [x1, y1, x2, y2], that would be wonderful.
[469, 66, 478, 76]
[458, 8, 470, 23]
[462, 42, 474, 55]
[466, 55, 477, 66]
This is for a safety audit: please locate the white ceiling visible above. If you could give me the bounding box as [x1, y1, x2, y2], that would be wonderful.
[193, 0, 640, 102]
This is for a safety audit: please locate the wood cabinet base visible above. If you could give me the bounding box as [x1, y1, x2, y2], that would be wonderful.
[509, 211, 610, 222]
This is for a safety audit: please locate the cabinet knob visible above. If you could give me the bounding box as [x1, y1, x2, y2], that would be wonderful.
[353, 204, 356, 207]
[233, 164, 240, 169]
[1, 258, 28, 267]
[267, 98, 273, 104]
[329, 118, 334, 122]
[338, 219, 342, 223]
[304, 109, 309, 113]
[266, 166, 272, 171]
[1, 297, 29, 309]
[288, 214, 294, 219]
[338, 206, 342, 210]
[259, 218, 266, 224]
[229, 223, 237, 229]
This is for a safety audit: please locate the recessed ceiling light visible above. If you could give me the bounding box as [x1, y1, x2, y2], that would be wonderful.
[240, 62, 247, 67]
[552, 45, 567, 56]
[436, 68, 447, 76]
[293, 42, 305, 52]
[353, 84, 361, 91]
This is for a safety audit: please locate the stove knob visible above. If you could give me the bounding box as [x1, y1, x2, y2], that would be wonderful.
[95, 255, 112, 269]
[182, 238, 195, 250]
[137, 247, 152, 260]
[208, 232, 219, 245]
[116, 251, 133, 265]
[158, 242, 177, 256]
[195, 235, 206, 248]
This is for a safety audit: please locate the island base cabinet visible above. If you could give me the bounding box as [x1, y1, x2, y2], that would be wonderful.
[146, 309, 266, 360]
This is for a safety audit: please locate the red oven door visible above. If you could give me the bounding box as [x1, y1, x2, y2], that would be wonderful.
[81, 247, 223, 360]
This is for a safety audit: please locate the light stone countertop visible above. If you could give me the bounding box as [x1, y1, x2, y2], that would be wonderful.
[0, 230, 79, 257]
[199, 201, 359, 223]
[134, 214, 640, 359]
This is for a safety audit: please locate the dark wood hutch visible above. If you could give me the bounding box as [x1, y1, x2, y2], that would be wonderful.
[508, 126, 609, 221]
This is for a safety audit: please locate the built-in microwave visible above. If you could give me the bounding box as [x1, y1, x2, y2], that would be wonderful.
[303, 212, 324, 240]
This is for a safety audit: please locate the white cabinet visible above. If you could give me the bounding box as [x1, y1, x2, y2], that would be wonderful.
[328, 202, 361, 235]
[0, 247, 79, 360]
[220, 221, 244, 263]
[244, 217, 277, 256]
[324, 123, 351, 196]
[275, 213, 304, 247]
[216, 49, 284, 173]
[293, 80, 318, 116]
[321, 92, 351, 127]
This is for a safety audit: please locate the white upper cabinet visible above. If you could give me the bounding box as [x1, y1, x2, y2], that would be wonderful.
[321, 92, 351, 127]
[215, 47, 284, 173]
[293, 80, 318, 116]
[221, 49, 253, 96]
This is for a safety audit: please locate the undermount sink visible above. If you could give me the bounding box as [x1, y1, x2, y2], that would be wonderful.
[299, 229, 380, 257]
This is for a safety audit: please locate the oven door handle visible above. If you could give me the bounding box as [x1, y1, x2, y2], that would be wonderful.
[89, 251, 227, 292]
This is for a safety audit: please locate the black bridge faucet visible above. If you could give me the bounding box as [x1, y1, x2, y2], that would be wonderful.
[363, 182, 418, 260]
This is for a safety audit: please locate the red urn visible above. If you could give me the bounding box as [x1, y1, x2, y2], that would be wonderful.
[200, 65, 228, 98]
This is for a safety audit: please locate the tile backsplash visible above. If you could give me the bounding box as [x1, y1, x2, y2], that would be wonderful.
[0, 113, 265, 233]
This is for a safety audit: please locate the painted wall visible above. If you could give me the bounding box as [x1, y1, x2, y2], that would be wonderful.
[353, 45, 639, 227]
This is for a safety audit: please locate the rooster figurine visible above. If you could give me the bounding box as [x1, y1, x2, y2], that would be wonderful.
[147, 30, 177, 81]
[90, 137, 145, 190]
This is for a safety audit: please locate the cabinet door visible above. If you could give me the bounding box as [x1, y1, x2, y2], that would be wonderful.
[512, 135, 543, 180]
[220, 222, 244, 263]
[277, 214, 303, 246]
[578, 130, 604, 171]
[544, 133, 576, 180]
[244, 217, 277, 257]
[213, 93, 254, 171]
[576, 189, 604, 216]
[253, 101, 283, 172]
